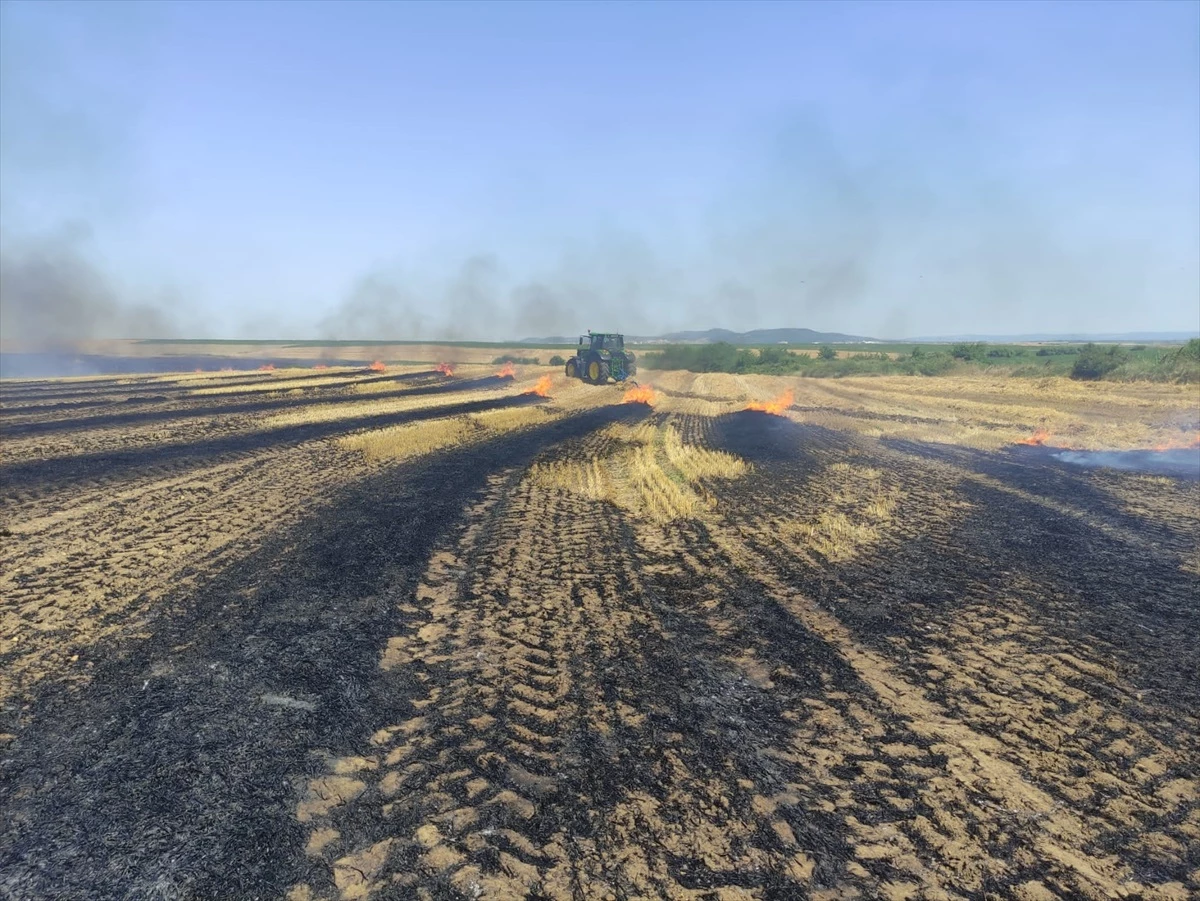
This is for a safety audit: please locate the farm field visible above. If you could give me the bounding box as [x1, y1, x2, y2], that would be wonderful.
[1, 362, 1198, 901]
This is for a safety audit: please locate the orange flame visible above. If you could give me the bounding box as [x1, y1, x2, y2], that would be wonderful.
[495, 362, 516, 378]
[1152, 434, 1200, 452]
[523, 375, 552, 397]
[745, 389, 795, 415]
[1018, 429, 1051, 446]
[436, 362, 455, 376]
[313, 363, 329, 370]
[367, 360, 387, 372]
[194, 368, 203, 373]
[623, 384, 656, 405]
[220, 367, 234, 372]
[258, 363, 276, 372]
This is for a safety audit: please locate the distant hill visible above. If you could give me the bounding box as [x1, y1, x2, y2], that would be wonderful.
[519, 327, 878, 345]
[656, 327, 877, 344]
[902, 331, 1198, 343]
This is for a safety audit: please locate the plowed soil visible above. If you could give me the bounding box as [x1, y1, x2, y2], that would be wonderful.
[1, 366, 1197, 901]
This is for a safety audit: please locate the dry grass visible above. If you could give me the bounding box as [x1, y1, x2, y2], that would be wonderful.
[354, 379, 420, 394]
[190, 374, 363, 395]
[263, 388, 501, 428]
[340, 417, 476, 463]
[529, 423, 747, 523]
[786, 512, 881, 562]
[339, 404, 556, 463]
[779, 462, 903, 562]
[652, 392, 737, 418]
[470, 404, 557, 431]
[149, 369, 270, 383]
[640, 370, 1199, 450]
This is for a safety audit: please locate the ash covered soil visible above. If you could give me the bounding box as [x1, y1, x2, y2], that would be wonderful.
[1, 368, 1198, 901]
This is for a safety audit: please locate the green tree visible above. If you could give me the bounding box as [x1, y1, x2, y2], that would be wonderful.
[1070, 343, 1129, 380]
[951, 342, 988, 361]
[817, 345, 837, 360]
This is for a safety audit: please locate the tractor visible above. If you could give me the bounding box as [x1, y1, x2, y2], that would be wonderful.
[564, 332, 637, 384]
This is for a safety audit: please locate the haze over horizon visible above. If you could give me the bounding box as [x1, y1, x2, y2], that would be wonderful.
[1, 0, 1197, 346]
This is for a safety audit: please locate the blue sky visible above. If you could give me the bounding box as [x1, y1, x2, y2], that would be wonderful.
[1, 0, 1197, 340]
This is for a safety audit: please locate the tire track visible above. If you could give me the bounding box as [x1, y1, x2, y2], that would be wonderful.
[291, 419, 867, 899]
[0, 440, 364, 704]
[704, 413, 1200, 898]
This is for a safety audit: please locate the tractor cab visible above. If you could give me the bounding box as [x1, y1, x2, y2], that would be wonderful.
[564, 331, 637, 384]
[580, 333, 625, 353]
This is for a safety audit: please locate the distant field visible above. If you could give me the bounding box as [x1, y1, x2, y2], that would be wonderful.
[4, 337, 1196, 381]
[0, 340, 574, 378]
[1, 361, 1198, 899]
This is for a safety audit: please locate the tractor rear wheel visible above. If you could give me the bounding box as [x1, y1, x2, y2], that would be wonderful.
[587, 359, 602, 383]
[597, 362, 611, 383]
[565, 359, 578, 379]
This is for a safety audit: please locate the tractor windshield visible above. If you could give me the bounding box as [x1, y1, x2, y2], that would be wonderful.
[581, 334, 624, 352]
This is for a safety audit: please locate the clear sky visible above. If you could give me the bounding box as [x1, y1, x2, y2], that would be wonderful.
[1, 0, 1197, 341]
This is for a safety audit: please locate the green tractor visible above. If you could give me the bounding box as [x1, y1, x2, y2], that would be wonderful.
[564, 331, 638, 384]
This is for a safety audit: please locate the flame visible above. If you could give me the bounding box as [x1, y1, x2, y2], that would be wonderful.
[220, 367, 234, 372]
[623, 384, 656, 405]
[194, 368, 203, 373]
[1018, 429, 1051, 446]
[1152, 434, 1200, 452]
[313, 363, 329, 370]
[367, 360, 387, 372]
[495, 362, 516, 378]
[745, 389, 795, 415]
[522, 375, 552, 397]
[436, 362, 455, 376]
[258, 363, 276, 371]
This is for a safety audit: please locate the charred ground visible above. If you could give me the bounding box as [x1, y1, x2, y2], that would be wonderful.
[1, 365, 1197, 900]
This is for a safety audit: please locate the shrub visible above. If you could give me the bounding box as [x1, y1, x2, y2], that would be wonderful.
[644, 342, 957, 377]
[1070, 343, 1129, 380]
[493, 354, 539, 365]
[951, 342, 988, 361]
[817, 345, 837, 360]
[903, 353, 956, 376]
[549, 355, 566, 366]
[643, 342, 743, 373]
[1170, 339, 1200, 382]
[752, 345, 805, 373]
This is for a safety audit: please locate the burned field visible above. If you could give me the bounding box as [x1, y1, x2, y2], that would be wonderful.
[1, 366, 1198, 900]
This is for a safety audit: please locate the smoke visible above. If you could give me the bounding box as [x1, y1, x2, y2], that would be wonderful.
[0, 2, 181, 349]
[0, 227, 179, 347]
[316, 18, 1197, 344]
[3, 4, 1193, 343]
[319, 238, 669, 342]
[315, 100, 1182, 342]
[318, 272, 427, 341]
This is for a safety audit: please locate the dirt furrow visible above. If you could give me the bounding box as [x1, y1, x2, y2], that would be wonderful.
[703, 412, 1200, 898]
[0, 440, 362, 704]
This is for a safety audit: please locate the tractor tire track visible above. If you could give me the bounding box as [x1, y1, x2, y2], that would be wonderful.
[0, 405, 645, 901]
[0, 440, 362, 706]
[293, 427, 862, 899]
[704, 411, 1200, 898]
